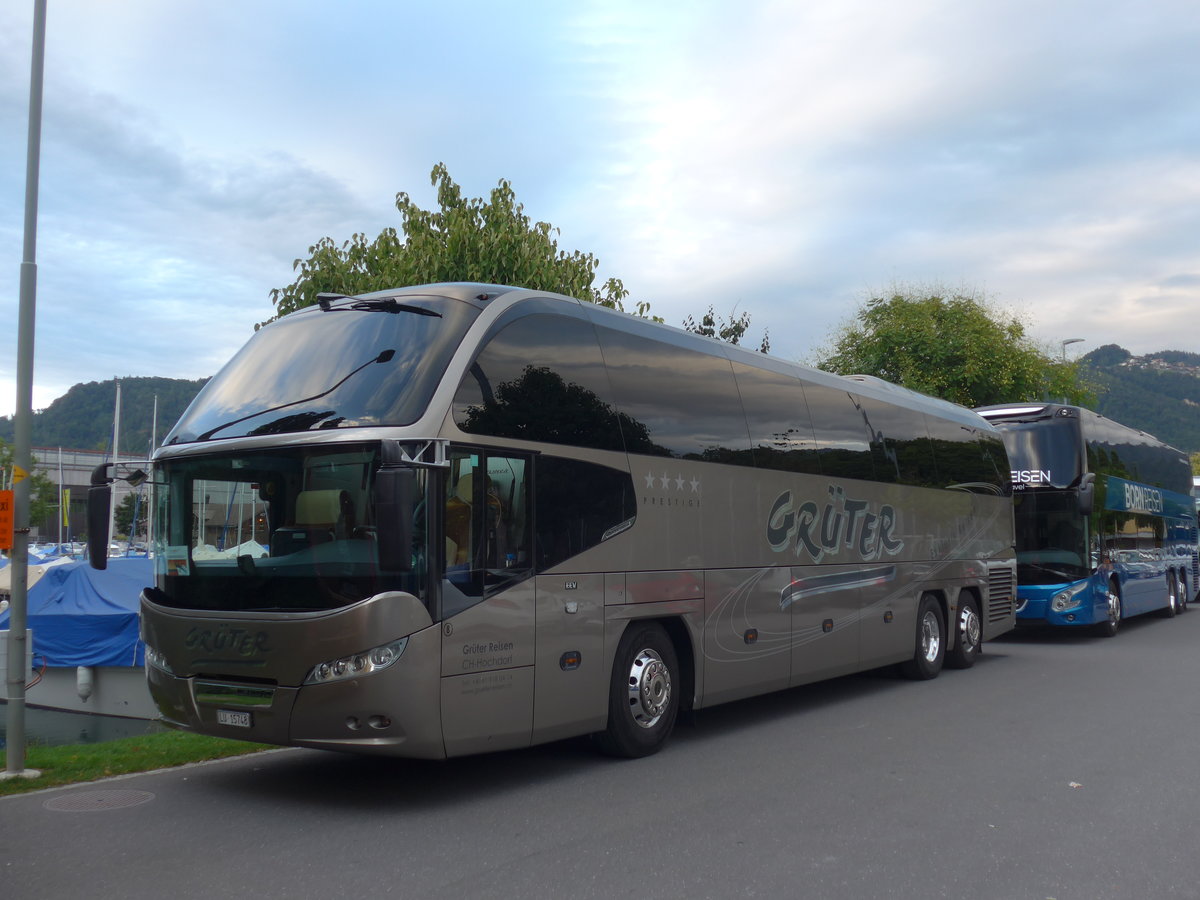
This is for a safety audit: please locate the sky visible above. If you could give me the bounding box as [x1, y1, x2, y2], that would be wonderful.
[2, 0, 1198, 418]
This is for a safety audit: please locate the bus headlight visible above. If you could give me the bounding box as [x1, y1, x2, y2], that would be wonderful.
[1050, 582, 1090, 613]
[144, 644, 175, 675]
[303, 637, 409, 685]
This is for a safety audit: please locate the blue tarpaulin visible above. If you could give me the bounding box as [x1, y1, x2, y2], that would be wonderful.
[0, 558, 151, 668]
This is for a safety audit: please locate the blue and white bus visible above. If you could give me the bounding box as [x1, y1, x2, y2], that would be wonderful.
[976, 404, 1198, 636]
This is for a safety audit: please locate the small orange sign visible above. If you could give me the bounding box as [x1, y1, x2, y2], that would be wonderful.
[0, 489, 13, 551]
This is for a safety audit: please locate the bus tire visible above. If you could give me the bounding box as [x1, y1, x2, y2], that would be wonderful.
[900, 594, 945, 680]
[1160, 572, 1179, 618]
[945, 593, 982, 670]
[596, 622, 679, 758]
[1094, 582, 1121, 637]
[1175, 571, 1187, 612]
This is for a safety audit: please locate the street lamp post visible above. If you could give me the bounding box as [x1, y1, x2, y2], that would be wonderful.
[4, 0, 47, 782]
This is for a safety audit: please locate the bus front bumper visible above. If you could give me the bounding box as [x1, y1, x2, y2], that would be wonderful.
[144, 626, 446, 758]
[1016, 584, 1103, 627]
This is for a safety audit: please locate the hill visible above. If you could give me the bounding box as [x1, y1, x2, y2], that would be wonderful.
[1080, 346, 1200, 454]
[0, 376, 208, 454]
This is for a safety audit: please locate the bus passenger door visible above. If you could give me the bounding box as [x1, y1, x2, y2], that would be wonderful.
[439, 450, 537, 756]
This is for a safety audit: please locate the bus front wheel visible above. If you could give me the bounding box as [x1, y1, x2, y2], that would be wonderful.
[900, 594, 945, 680]
[1094, 583, 1121, 637]
[945, 593, 982, 670]
[1160, 573, 1180, 618]
[596, 622, 679, 758]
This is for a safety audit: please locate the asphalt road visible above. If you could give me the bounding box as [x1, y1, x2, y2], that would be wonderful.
[4, 607, 1200, 900]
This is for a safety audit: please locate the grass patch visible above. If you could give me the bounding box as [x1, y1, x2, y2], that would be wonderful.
[0, 730, 270, 797]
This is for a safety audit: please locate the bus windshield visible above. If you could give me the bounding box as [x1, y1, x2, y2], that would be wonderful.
[151, 444, 429, 612]
[165, 297, 480, 445]
[1013, 490, 1091, 584]
[996, 417, 1083, 489]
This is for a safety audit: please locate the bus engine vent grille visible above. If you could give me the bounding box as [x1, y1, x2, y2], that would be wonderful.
[986, 566, 1015, 623]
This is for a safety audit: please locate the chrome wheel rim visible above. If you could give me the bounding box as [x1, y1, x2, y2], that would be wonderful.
[626, 648, 671, 729]
[1168, 577, 1178, 613]
[1107, 590, 1121, 624]
[919, 610, 942, 663]
[959, 606, 981, 653]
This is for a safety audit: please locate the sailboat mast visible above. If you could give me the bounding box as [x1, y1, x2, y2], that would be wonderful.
[107, 379, 121, 553]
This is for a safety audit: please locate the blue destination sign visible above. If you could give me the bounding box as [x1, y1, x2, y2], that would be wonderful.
[1104, 475, 1193, 518]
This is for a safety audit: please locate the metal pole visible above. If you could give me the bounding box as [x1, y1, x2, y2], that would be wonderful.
[5, 0, 47, 781]
[57, 446, 63, 548]
[109, 380, 120, 552]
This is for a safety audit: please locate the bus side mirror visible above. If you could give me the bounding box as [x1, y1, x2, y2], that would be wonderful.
[1077, 473, 1095, 516]
[374, 467, 415, 572]
[87, 463, 113, 570]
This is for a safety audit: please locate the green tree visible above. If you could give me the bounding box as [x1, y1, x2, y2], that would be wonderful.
[1191, 451, 1199, 476]
[813, 285, 1095, 408]
[268, 163, 652, 323]
[0, 438, 58, 528]
[682, 305, 770, 353]
[114, 491, 149, 540]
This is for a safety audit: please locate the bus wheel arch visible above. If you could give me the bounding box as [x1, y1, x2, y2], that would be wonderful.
[595, 619, 684, 758]
[656, 616, 695, 715]
[900, 592, 946, 680]
[946, 589, 983, 669]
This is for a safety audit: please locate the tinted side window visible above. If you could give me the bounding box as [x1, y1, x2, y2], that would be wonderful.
[452, 313, 625, 452]
[731, 362, 821, 474]
[854, 395, 938, 486]
[926, 417, 1009, 491]
[535, 456, 636, 571]
[1087, 423, 1189, 493]
[799, 383, 874, 481]
[974, 430, 1011, 492]
[596, 327, 752, 462]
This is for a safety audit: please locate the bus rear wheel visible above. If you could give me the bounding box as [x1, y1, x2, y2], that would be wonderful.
[900, 594, 945, 680]
[945, 594, 982, 670]
[596, 622, 679, 758]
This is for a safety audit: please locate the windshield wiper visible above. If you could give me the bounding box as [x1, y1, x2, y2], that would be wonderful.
[317, 293, 441, 317]
[195, 349, 396, 441]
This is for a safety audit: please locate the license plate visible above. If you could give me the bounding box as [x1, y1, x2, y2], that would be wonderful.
[217, 709, 252, 728]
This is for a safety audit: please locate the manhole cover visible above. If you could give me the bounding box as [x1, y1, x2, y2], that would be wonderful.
[43, 789, 155, 812]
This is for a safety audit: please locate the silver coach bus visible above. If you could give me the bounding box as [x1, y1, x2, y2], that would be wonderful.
[89, 284, 1016, 758]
